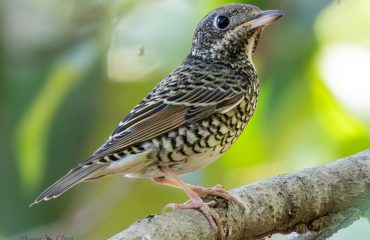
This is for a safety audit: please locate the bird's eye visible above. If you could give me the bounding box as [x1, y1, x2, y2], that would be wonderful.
[214, 16, 230, 29]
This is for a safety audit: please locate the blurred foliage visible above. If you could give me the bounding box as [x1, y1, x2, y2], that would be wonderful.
[1, 0, 370, 239]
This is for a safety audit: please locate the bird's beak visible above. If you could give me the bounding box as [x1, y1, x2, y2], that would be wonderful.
[238, 10, 284, 30]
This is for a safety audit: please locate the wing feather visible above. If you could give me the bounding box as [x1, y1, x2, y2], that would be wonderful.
[31, 164, 106, 205]
[88, 86, 245, 161]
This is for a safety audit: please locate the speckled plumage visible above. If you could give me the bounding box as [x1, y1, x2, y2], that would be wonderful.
[32, 4, 283, 208]
[93, 57, 259, 179]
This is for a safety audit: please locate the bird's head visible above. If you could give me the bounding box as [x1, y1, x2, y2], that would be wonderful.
[190, 4, 283, 64]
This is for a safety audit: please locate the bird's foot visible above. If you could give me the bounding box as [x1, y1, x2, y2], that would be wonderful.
[163, 196, 224, 240]
[191, 184, 241, 205]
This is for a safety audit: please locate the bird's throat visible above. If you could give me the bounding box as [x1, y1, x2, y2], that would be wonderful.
[205, 29, 261, 68]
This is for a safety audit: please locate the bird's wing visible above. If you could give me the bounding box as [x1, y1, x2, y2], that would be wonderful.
[87, 86, 245, 162]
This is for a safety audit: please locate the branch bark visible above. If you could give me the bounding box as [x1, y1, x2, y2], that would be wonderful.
[109, 149, 370, 240]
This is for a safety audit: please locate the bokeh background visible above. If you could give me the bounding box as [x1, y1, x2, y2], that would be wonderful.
[2, 0, 370, 239]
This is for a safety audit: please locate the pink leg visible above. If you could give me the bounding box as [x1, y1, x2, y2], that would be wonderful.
[190, 184, 240, 205]
[153, 177, 240, 204]
[156, 167, 225, 240]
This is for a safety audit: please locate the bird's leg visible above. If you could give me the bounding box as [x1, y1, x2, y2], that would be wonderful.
[157, 167, 225, 240]
[190, 184, 240, 205]
[153, 177, 240, 204]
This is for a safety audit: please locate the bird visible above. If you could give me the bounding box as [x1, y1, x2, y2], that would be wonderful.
[31, 3, 283, 239]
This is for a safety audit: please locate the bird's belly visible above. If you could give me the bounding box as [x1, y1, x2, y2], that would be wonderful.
[122, 140, 229, 178]
[172, 145, 226, 174]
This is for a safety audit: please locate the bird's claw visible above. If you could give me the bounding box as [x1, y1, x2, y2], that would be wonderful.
[162, 198, 224, 239]
[192, 184, 241, 205]
[162, 199, 215, 213]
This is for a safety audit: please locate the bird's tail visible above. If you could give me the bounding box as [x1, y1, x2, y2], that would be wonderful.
[30, 164, 107, 206]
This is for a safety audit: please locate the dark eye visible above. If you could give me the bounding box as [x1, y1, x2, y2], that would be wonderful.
[214, 16, 230, 29]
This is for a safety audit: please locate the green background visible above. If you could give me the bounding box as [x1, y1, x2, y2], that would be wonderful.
[1, 0, 370, 239]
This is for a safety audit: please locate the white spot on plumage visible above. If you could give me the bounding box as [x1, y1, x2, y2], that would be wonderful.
[185, 130, 197, 144]
[219, 124, 228, 134]
[107, 154, 136, 170]
[206, 135, 218, 147]
[106, 152, 149, 178]
[162, 138, 173, 151]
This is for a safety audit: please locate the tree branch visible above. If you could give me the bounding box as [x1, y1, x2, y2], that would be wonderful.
[109, 149, 370, 240]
